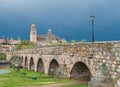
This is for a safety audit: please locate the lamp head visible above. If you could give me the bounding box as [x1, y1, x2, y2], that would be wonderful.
[90, 15, 95, 21]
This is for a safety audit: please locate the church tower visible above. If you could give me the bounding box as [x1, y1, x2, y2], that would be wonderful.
[47, 28, 53, 42]
[47, 28, 53, 36]
[30, 23, 37, 42]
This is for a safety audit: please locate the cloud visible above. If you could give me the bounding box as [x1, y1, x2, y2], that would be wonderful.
[0, 0, 120, 41]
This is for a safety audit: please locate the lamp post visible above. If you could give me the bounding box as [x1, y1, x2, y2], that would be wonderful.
[90, 15, 95, 42]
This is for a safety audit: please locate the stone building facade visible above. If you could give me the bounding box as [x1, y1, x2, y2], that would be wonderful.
[0, 36, 21, 52]
[30, 23, 66, 45]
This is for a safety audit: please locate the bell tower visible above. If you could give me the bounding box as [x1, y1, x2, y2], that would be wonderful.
[30, 23, 37, 42]
[47, 28, 53, 36]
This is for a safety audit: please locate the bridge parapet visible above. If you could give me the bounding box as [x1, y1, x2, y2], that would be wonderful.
[63, 43, 113, 58]
[40, 45, 64, 55]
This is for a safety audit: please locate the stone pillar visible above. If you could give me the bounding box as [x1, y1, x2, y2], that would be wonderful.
[28, 59, 30, 70]
[55, 64, 69, 78]
[34, 62, 38, 72]
[44, 63, 49, 74]
[88, 63, 114, 87]
[6, 53, 12, 62]
[22, 57, 25, 68]
[44, 69, 48, 74]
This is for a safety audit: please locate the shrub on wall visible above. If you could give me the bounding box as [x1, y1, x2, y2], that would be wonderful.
[0, 53, 6, 60]
[15, 40, 36, 50]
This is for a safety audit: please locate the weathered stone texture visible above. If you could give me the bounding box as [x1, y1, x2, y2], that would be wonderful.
[5, 41, 120, 87]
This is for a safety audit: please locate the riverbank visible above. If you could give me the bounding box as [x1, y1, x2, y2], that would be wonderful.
[0, 69, 88, 87]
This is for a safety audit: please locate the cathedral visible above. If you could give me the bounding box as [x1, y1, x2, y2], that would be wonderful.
[30, 23, 66, 45]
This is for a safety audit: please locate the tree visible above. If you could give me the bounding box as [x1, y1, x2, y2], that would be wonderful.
[15, 40, 36, 50]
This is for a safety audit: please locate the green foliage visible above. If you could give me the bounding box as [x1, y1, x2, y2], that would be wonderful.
[62, 84, 88, 87]
[0, 69, 71, 87]
[52, 41, 61, 45]
[0, 53, 6, 60]
[52, 41, 68, 45]
[16, 40, 35, 50]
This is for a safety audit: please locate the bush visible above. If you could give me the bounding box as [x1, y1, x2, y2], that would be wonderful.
[16, 40, 35, 50]
[0, 53, 6, 60]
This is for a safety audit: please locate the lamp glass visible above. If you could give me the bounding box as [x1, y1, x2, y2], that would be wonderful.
[90, 15, 95, 20]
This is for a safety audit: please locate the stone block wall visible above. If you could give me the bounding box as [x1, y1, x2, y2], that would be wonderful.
[6, 41, 120, 86]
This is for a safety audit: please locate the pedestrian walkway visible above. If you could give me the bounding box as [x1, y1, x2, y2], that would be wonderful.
[22, 81, 87, 87]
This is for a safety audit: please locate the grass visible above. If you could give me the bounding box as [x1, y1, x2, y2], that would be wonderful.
[62, 84, 88, 87]
[0, 69, 87, 87]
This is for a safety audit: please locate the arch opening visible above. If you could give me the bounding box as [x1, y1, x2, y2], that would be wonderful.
[70, 62, 92, 81]
[25, 57, 28, 68]
[48, 59, 59, 75]
[30, 57, 34, 70]
[10, 56, 22, 67]
[18, 56, 23, 68]
[37, 58, 44, 72]
[20, 56, 23, 67]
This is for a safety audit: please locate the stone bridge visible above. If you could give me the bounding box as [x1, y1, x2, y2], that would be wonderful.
[5, 42, 120, 87]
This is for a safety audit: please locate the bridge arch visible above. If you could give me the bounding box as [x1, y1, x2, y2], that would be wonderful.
[18, 56, 23, 67]
[10, 56, 15, 64]
[70, 61, 92, 81]
[37, 58, 44, 72]
[24, 56, 28, 69]
[48, 59, 59, 75]
[21, 56, 23, 62]
[29, 57, 34, 70]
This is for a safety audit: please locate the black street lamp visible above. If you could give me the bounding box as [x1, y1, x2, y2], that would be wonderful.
[90, 15, 95, 42]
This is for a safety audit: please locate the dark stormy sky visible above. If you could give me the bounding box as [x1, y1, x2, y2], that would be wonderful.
[0, 0, 120, 42]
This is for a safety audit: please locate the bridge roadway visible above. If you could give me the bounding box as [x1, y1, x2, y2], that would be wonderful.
[5, 42, 120, 87]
